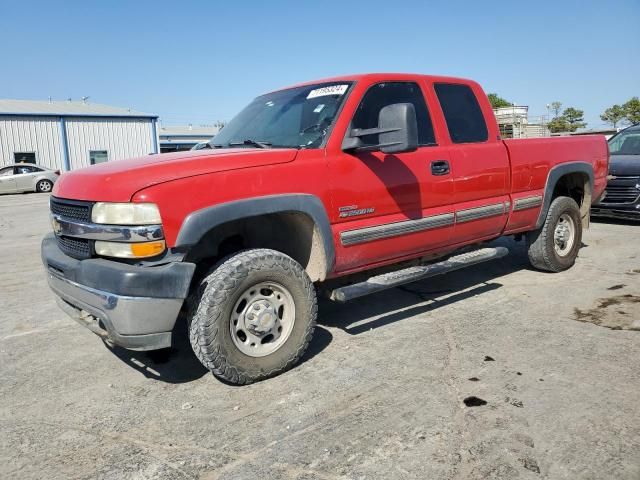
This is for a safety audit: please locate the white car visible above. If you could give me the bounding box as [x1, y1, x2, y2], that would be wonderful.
[0, 164, 60, 194]
[190, 141, 212, 151]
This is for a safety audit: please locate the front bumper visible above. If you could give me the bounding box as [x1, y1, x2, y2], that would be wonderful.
[42, 233, 196, 350]
[591, 206, 640, 221]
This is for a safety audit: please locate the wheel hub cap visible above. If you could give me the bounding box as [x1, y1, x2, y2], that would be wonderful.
[553, 213, 576, 257]
[230, 281, 296, 357]
[246, 301, 277, 335]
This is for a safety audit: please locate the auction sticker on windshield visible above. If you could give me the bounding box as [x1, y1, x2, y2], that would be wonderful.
[307, 85, 349, 99]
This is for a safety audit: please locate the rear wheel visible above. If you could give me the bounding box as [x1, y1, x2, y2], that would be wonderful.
[36, 179, 53, 193]
[526, 196, 582, 272]
[188, 249, 317, 384]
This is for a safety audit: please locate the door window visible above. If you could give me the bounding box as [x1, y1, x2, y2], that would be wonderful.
[434, 83, 488, 143]
[14, 152, 36, 164]
[351, 82, 436, 146]
[89, 150, 108, 165]
[15, 165, 38, 174]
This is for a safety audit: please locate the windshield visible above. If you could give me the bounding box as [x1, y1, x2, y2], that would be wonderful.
[609, 127, 640, 155]
[210, 82, 353, 149]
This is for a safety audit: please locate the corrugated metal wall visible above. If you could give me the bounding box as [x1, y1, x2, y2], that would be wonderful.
[65, 118, 154, 170]
[0, 115, 156, 171]
[0, 115, 64, 169]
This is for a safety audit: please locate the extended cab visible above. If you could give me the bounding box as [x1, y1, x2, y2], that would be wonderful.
[42, 74, 609, 384]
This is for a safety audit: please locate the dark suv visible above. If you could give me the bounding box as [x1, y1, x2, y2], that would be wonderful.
[592, 124, 640, 220]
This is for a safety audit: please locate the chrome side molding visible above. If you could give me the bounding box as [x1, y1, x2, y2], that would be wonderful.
[513, 195, 543, 212]
[340, 213, 454, 246]
[455, 203, 505, 224]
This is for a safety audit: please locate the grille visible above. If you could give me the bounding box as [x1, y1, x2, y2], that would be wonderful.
[57, 236, 92, 260]
[603, 176, 640, 205]
[50, 197, 93, 222]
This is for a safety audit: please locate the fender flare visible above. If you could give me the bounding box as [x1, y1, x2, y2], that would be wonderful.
[536, 161, 594, 228]
[175, 193, 335, 275]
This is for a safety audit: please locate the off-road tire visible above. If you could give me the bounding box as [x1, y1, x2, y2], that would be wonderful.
[526, 196, 582, 272]
[36, 179, 53, 193]
[188, 249, 317, 384]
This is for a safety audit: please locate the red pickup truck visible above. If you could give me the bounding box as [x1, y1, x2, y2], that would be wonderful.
[43, 73, 608, 384]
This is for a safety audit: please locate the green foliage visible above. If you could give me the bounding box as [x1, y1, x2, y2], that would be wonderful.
[599, 97, 639, 128]
[547, 105, 586, 133]
[548, 117, 569, 133]
[562, 107, 587, 131]
[600, 105, 626, 128]
[623, 97, 640, 124]
[487, 93, 511, 109]
[550, 101, 562, 118]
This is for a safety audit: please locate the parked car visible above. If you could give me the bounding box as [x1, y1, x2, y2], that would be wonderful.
[591, 124, 640, 220]
[0, 164, 59, 194]
[42, 73, 608, 384]
[190, 141, 212, 151]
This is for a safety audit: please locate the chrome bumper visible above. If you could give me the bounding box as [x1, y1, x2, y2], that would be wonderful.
[48, 270, 183, 351]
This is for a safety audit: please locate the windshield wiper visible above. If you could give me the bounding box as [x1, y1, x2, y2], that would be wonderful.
[228, 139, 272, 149]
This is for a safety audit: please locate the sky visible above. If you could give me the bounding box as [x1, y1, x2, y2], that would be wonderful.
[1, 0, 638, 129]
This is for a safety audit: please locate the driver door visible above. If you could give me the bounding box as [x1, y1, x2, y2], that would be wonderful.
[14, 165, 38, 191]
[328, 81, 454, 273]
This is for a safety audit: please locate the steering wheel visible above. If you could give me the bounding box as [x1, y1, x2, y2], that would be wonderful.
[300, 117, 332, 134]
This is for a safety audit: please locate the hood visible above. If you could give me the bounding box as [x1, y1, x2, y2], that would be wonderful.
[53, 148, 299, 202]
[609, 155, 640, 176]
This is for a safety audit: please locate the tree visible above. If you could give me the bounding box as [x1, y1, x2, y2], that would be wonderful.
[548, 116, 570, 133]
[487, 93, 511, 109]
[600, 105, 626, 128]
[562, 107, 587, 131]
[623, 97, 640, 124]
[547, 105, 587, 133]
[550, 101, 562, 118]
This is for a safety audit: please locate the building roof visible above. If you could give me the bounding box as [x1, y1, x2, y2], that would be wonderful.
[0, 99, 157, 118]
[158, 125, 220, 137]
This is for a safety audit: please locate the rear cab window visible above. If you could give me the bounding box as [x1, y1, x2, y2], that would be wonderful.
[351, 82, 436, 146]
[434, 83, 488, 143]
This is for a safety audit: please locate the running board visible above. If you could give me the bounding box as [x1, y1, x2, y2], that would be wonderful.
[329, 247, 509, 303]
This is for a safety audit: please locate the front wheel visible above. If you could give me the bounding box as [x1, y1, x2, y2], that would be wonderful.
[526, 196, 582, 272]
[188, 249, 317, 384]
[36, 179, 53, 193]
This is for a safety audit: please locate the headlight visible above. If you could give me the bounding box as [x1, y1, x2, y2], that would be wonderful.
[95, 240, 166, 258]
[92, 202, 161, 225]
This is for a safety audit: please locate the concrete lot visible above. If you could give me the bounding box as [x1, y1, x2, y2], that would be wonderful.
[1, 192, 639, 480]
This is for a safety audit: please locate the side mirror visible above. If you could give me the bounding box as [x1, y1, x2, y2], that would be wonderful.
[378, 103, 419, 154]
[342, 102, 419, 154]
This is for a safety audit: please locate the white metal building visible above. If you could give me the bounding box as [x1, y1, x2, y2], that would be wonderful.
[0, 99, 158, 171]
[158, 125, 220, 152]
[493, 105, 550, 139]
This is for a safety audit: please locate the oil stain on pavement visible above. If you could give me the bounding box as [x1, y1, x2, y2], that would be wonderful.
[573, 294, 640, 331]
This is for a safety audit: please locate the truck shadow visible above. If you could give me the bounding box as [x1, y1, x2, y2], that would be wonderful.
[105, 237, 532, 383]
[318, 236, 530, 335]
[358, 152, 423, 219]
[104, 316, 333, 385]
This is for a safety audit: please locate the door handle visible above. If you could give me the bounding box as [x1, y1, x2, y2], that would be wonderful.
[431, 160, 450, 176]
